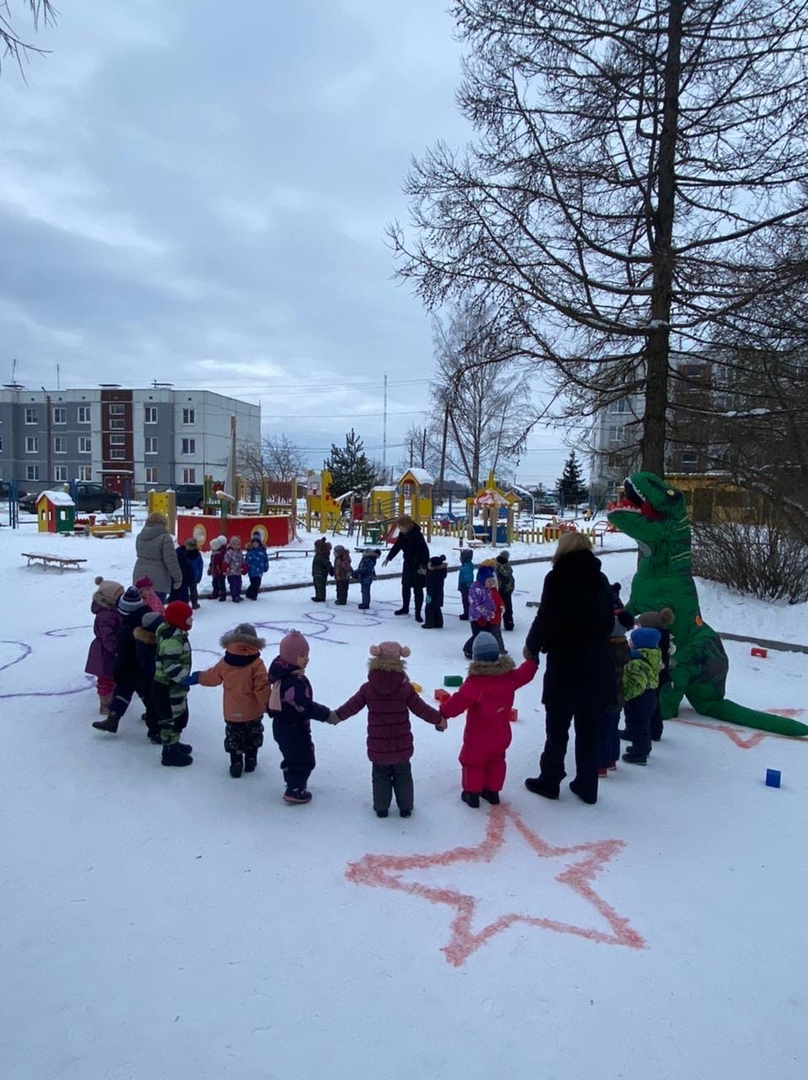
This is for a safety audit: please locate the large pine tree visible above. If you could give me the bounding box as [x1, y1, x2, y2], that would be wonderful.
[324, 429, 378, 498]
[556, 451, 588, 509]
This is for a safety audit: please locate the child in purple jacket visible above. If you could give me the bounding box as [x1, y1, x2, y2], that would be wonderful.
[331, 641, 443, 817]
[84, 576, 124, 714]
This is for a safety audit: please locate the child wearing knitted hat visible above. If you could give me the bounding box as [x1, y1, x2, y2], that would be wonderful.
[331, 641, 443, 817]
[439, 632, 538, 807]
[621, 626, 663, 765]
[462, 561, 498, 659]
[85, 576, 124, 715]
[457, 548, 474, 620]
[634, 608, 674, 741]
[207, 535, 228, 602]
[134, 575, 165, 615]
[267, 630, 332, 804]
[495, 550, 516, 631]
[187, 623, 269, 777]
[152, 601, 195, 766]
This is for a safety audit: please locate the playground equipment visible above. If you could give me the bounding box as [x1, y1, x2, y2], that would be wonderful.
[397, 469, 434, 540]
[148, 489, 177, 534]
[765, 769, 781, 788]
[74, 514, 132, 538]
[467, 472, 520, 545]
[36, 491, 75, 534]
[306, 469, 354, 533]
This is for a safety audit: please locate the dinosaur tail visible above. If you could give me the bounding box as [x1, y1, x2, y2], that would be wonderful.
[697, 699, 808, 738]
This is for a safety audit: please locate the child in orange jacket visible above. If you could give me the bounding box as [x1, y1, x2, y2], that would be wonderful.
[439, 631, 538, 807]
[188, 622, 269, 776]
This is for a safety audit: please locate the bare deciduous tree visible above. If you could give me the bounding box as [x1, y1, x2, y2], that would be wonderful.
[1, 1, 55, 74]
[389, 0, 808, 476]
[237, 434, 307, 487]
[429, 301, 534, 491]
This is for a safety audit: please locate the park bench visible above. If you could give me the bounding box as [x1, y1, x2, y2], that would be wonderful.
[21, 552, 87, 572]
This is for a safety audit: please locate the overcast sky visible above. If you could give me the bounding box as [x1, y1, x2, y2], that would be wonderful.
[0, 0, 576, 488]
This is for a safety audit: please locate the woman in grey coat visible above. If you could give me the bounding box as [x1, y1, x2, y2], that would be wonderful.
[133, 512, 183, 599]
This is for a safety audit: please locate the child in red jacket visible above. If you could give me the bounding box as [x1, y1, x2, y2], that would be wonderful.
[207, 535, 228, 602]
[331, 641, 443, 818]
[440, 631, 538, 807]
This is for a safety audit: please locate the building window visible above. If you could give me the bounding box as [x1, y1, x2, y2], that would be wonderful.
[680, 450, 699, 471]
[181, 438, 196, 455]
[25, 407, 38, 425]
[145, 466, 158, 484]
[145, 437, 158, 455]
[79, 437, 92, 454]
[0, 436, 3, 452]
[25, 436, 39, 453]
[109, 449, 126, 461]
[182, 468, 196, 483]
[110, 435, 125, 447]
[26, 465, 40, 482]
[79, 465, 92, 481]
[52, 406, 66, 425]
[78, 406, 91, 424]
[53, 465, 68, 482]
[144, 406, 158, 424]
[53, 436, 67, 454]
[109, 419, 125, 430]
[608, 425, 626, 446]
[109, 403, 125, 416]
[182, 408, 195, 425]
[609, 399, 631, 415]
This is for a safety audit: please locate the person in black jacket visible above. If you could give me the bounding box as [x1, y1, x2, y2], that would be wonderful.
[522, 532, 615, 805]
[382, 515, 430, 622]
[423, 554, 447, 629]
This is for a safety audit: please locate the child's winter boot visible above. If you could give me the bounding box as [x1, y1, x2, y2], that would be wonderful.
[92, 713, 120, 734]
[230, 752, 244, 778]
[244, 752, 257, 773]
[161, 743, 193, 767]
[461, 791, 480, 808]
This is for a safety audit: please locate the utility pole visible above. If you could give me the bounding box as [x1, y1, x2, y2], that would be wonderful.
[382, 374, 388, 479]
[437, 401, 449, 505]
[42, 387, 52, 485]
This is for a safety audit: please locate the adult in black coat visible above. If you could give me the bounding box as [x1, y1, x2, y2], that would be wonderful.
[522, 532, 615, 805]
[382, 515, 430, 622]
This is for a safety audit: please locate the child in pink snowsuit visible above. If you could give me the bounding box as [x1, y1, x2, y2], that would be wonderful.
[439, 631, 538, 808]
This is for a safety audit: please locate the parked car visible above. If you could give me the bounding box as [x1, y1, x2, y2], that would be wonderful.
[169, 484, 205, 510]
[0, 480, 28, 501]
[19, 482, 122, 515]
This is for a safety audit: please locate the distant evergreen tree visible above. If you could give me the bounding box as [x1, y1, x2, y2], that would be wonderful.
[324, 429, 378, 498]
[555, 451, 589, 508]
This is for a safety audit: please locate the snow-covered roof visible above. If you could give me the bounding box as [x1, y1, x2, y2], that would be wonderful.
[399, 468, 434, 486]
[38, 490, 75, 507]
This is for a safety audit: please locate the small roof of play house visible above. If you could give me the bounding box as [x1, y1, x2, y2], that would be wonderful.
[38, 490, 75, 507]
[399, 468, 434, 487]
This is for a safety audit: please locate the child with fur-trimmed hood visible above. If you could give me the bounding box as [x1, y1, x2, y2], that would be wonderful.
[189, 623, 269, 777]
[439, 631, 538, 808]
[331, 641, 443, 817]
[311, 537, 333, 602]
[85, 576, 124, 714]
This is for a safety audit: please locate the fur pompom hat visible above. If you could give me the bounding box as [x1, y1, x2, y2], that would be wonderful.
[93, 576, 124, 608]
[279, 630, 309, 665]
[428, 555, 447, 570]
[636, 608, 674, 631]
[209, 535, 227, 552]
[369, 641, 411, 662]
[221, 622, 266, 650]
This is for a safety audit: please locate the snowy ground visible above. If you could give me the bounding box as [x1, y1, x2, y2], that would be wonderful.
[2, 511, 807, 1080]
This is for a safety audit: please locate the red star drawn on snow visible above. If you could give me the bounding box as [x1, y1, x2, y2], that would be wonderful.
[671, 708, 806, 749]
[345, 805, 645, 967]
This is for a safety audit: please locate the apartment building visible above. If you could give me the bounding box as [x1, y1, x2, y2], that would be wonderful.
[0, 385, 261, 494]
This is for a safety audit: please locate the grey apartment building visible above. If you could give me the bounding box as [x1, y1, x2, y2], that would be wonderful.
[0, 385, 261, 495]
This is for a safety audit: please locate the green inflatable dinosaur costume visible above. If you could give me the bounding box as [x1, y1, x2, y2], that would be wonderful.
[608, 472, 808, 738]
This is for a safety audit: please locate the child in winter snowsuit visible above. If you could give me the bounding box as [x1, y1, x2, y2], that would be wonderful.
[486, 573, 507, 655]
[457, 548, 474, 620]
[621, 626, 662, 765]
[439, 631, 538, 807]
[463, 562, 498, 659]
[223, 536, 246, 602]
[92, 586, 154, 736]
[332, 641, 443, 817]
[495, 551, 516, 631]
[190, 622, 269, 777]
[154, 601, 194, 766]
[134, 611, 164, 743]
[332, 545, 353, 605]
[172, 539, 204, 608]
[355, 549, 381, 609]
[208, 535, 228, 601]
[244, 533, 269, 600]
[423, 554, 447, 629]
[135, 575, 165, 616]
[85, 576, 124, 714]
[268, 630, 331, 804]
[635, 607, 674, 741]
[311, 537, 333, 602]
[597, 609, 634, 774]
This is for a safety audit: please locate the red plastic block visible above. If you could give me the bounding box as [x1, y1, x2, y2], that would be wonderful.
[509, 708, 518, 722]
[750, 647, 768, 659]
[434, 688, 450, 702]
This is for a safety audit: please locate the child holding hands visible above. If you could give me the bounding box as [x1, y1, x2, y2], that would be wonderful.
[440, 631, 538, 807]
[331, 641, 443, 817]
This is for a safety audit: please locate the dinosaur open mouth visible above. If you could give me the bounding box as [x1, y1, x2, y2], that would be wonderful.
[619, 478, 664, 521]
